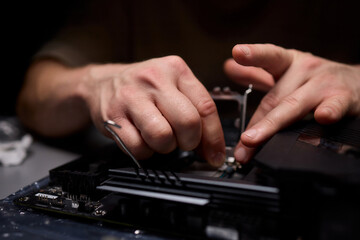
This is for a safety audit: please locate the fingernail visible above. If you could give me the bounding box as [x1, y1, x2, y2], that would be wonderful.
[211, 152, 226, 167]
[239, 45, 250, 56]
[234, 147, 247, 162]
[243, 129, 257, 139]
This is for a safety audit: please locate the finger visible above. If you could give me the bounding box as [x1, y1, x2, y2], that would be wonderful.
[241, 80, 323, 148]
[314, 94, 351, 124]
[230, 44, 304, 131]
[223, 58, 275, 92]
[232, 65, 309, 163]
[232, 44, 294, 79]
[243, 62, 309, 132]
[155, 88, 202, 152]
[104, 117, 154, 160]
[233, 141, 256, 164]
[177, 72, 226, 167]
[127, 98, 177, 154]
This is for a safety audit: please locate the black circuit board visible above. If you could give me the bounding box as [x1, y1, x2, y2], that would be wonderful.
[14, 176, 281, 240]
[14, 185, 148, 229]
[15, 186, 106, 219]
[12, 146, 281, 239]
[11, 122, 281, 240]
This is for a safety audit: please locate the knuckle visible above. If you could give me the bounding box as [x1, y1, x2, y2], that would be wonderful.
[180, 135, 201, 151]
[105, 110, 126, 127]
[134, 67, 163, 88]
[165, 55, 186, 66]
[288, 49, 299, 55]
[281, 96, 301, 108]
[144, 119, 173, 142]
[196, 98, 217, 118]
[263, 116, 277, 129]
[181, 112, 201, 130]
[259, 92, 280, 113]
[157, 141, 177, 154]
[137, 66, 160, 79]
[264, 43, 276, 48]
[264, 43, 284, 59]
[181, 141, 199, 151]
[273, 48, 284, 61]
[176, 114, 201, 151]
[316, 95, 350, 123]
[208, 134, 225, 148]
[163, 55, 188, 74]
[142, 122, 176, 154]
[300, 55, 322, 72]
[152, 126, 173, 142]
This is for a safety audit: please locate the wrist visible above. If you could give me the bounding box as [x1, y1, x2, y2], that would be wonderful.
[18, 60, 93, 136]
[62, 63, 97, 107]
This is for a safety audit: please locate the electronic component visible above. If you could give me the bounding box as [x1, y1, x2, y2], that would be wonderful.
[11, 88, 360, 239]
[210, 86, 252, 148]
[15, 151, 281, 239]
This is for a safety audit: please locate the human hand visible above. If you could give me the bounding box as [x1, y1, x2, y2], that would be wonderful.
[81, 56, 226, 166]
[224, 44, 360, 163]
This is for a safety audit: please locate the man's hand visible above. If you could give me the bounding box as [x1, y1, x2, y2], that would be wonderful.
[19, 56, 226, 166]
[81, 56, 225, 166]
[224, 44, 360, 163]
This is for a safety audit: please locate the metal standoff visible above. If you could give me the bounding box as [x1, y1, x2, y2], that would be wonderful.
[241, 84, 253, 133]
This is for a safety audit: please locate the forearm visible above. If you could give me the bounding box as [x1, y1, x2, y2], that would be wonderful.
[17, 60, 91, 137]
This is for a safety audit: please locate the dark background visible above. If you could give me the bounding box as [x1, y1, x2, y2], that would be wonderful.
[1, 1, 77, 116]
[2, 1, 360, 116]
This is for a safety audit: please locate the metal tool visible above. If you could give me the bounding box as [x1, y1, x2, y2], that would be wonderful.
[103, 120, 142, 169]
